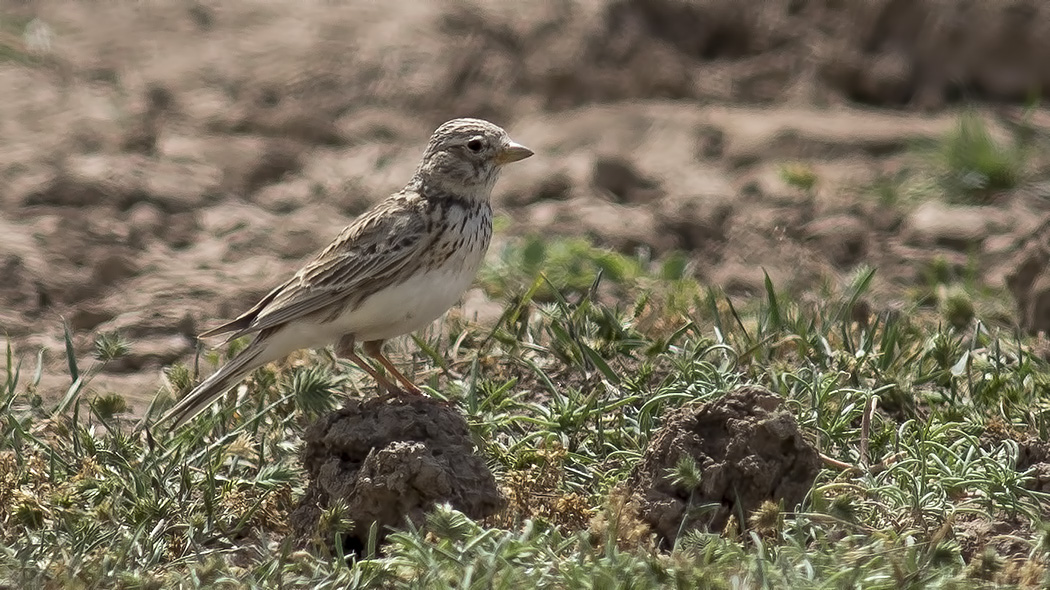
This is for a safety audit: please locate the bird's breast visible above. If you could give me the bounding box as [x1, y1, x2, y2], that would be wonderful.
[337, 207, 492, 342]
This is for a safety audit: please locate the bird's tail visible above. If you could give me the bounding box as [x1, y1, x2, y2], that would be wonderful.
[157, 339, 270, 428]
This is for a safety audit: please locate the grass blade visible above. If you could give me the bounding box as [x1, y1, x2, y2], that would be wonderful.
[53, 375, 84, 417]
[763, 270, 782, 331]
[579, 342, 621, 386]
[62, 320, 79, 383]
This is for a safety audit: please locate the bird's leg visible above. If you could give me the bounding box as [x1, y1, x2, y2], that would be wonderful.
[363, 340, 424, 396]
[335, 334, 398, 394]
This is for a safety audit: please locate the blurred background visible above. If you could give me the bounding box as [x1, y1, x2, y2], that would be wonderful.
[2, 0, 1049, 407]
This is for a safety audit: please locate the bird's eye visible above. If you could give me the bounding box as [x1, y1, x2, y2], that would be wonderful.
[466, 139, 484, 152]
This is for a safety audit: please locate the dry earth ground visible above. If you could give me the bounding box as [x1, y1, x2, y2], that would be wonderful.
[2, 0, 1050, 410]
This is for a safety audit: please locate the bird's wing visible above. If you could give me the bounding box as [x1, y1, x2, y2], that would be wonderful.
[198, 280, 291, 339]
[206, 193, 430, 341]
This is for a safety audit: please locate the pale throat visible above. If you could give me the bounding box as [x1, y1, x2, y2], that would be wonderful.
[414, 167, 500, 203]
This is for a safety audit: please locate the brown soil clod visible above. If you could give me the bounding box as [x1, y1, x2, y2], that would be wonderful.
[626, 386, 820, 547]
[980, 418, 1050, 494]
[591, 156, 663, 205]
[289, 395, 502, 553]
[1005, 216, 1050, 335]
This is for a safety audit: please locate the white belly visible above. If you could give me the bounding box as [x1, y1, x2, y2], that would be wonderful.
[258, 260, 482, 358]
[342, 261, 481, 341]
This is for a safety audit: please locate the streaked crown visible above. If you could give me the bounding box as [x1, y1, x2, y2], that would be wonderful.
[412, 118, 532, 202]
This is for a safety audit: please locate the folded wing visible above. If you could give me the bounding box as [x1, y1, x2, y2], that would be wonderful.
[199, 193, 429, 342]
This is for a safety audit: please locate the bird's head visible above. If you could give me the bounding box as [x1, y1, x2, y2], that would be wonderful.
[413, 118, 533, 202]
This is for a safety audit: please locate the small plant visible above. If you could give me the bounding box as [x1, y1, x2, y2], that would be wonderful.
[281, 364, 340, 417]
[939, 285, 975, 329]
[778, 161, 819, 193]
[94, 331, 131, 361]
[666, 455, 702, 491]
[163, 361, 193, 396]
[938, 113, 1026, 203]
[479, 235, 645, 300]
[868, 169, 907, 206]
[865, 167, 939, 208]
[90, 392, 130, 420]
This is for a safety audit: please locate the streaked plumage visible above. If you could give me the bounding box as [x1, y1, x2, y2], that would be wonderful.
[158, 118, 532, 427]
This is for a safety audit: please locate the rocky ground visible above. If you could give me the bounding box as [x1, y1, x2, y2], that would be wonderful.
[2, 0, 1050, 410]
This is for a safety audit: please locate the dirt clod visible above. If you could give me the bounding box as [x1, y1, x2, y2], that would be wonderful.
[657, 197, 732, 258]
[1005, 217, 1050, 335]
[626, 386, 820, 547]
[591, 156, 662, 205]
[290, 396, 501, 552]
[955, 514, 1034, 561]
[803, 214, 869, 268]
[904, 201, 1009, 251]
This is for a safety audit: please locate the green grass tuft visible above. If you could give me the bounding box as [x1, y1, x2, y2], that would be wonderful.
[937, 113, 1026, 203]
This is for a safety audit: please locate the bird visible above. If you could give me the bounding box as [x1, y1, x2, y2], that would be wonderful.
[157, 118, 532, 427]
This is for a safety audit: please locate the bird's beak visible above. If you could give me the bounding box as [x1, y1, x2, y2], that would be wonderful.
[496, 141, 534, 165]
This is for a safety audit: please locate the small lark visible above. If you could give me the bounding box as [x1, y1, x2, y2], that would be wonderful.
[159, 118, 532, 427]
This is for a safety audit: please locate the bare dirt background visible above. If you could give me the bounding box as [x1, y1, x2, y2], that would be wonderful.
[3, 0, 1050, 409]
